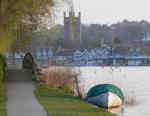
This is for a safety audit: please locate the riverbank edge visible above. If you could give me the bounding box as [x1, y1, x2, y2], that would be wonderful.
[0, 82, 7, 116]
[35, 82, 116, 116]
[0, 93, 7, 116]
[0, 55, 7, 116]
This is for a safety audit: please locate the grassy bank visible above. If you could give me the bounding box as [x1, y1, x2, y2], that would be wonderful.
[35, 83, 115, 116]
[0, 55, 7, 116]
[0, 84, 7, 116]
[0, 102, 7, 116]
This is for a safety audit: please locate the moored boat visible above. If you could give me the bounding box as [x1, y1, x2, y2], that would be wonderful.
[86, 84, 124, 108]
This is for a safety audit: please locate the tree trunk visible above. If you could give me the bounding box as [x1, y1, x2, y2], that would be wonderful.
[74, 75, 82, 98]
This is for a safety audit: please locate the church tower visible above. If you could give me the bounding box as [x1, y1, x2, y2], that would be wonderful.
[64, 11, 81, 49]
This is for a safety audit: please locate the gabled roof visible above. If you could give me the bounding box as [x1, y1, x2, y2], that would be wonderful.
[55, 51, 73, 56]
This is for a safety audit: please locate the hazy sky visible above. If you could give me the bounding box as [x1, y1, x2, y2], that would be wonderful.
[56, 0, 150, 25]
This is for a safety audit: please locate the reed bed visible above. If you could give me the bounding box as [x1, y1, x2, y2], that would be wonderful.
[37, 66, 79, 95]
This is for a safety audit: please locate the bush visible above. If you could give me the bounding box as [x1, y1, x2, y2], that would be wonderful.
[0, 59, 4, 83]
[0, 54, 7, 116]
[0, 55, 7, 102]
[0, 55, 7, 83]
[0, 84, 7, 103]
[38, 67, 78, 94]
[22, 53, 34, 70]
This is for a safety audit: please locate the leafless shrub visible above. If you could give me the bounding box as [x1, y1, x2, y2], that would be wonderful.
[80, 88, 86, 99]
[38, 67, 80, 94]
[124, 94, 136, 106]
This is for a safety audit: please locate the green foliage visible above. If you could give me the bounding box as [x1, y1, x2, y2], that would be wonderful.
[0, 83, 7, 116]
[0, 0, 67, 53]
[0, 55, 7, 84]
[0, 62, 4, 83]
[0, 84, 7, 103]
[0, 103, 7, 116]
[35, 83, 115, 116]
[0, 55, 7, 103]
[0, 55, 7, 116]
[10, 25, 32, 53]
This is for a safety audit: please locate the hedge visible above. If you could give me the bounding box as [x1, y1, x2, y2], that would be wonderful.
[0, 55, 7, 103]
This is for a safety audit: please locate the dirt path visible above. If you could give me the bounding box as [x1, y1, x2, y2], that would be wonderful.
[7, 69, 47, 116]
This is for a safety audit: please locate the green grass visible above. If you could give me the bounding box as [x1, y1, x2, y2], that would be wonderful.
[0, 83, 7, 116]
[0, 55, 7, 116]
[35, 83, 116, 116]
[0, 102, 7, 116]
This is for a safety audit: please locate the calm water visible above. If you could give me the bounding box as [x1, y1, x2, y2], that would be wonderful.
[76, 67, 150, 116]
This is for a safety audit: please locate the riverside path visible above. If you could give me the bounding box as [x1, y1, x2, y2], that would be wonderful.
[7, 65, 47, 116]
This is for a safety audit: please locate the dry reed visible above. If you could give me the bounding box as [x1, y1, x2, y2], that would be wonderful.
[124, 94, 136, 106]
[38, 67, 78, 94]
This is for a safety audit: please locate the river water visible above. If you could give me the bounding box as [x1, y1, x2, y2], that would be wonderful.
[75, 66, 150, 116]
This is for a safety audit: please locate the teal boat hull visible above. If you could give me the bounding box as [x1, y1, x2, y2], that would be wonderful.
[86, 84, 124, 108]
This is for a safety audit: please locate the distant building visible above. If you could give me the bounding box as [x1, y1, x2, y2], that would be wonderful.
[64, 11, 81, 48]
[53, 49, 74, 65]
